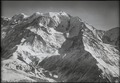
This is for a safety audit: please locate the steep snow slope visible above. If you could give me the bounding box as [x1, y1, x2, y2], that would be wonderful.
[40, 17, 119, 82]
[82, 23, 119, 82]
[1, 11, 119, 82]
[2, 58, 57, 82]
[1, 12, 66, 82]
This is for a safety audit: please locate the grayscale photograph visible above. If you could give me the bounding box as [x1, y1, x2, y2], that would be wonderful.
[1, 1, 119, 82]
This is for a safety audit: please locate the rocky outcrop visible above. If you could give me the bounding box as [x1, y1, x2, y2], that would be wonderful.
[102, 27, 119, 49]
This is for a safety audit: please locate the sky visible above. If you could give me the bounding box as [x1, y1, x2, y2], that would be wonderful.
[2, 1, 119, 30]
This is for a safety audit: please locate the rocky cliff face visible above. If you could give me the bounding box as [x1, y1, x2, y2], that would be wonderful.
[1, 12, 119, 82]
[102, 27, 119, 50]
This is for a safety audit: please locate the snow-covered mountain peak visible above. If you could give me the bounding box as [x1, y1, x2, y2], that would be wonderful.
[19, 13, 28, 18]
[33, 12, 43, 16]
[59, 11, 70, 17]
[1, 11, 119, 82]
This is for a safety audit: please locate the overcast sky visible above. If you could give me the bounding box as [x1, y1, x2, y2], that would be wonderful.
[2, 1, 119, 30]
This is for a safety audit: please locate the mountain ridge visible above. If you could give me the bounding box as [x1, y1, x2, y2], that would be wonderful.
[1, 11, 119, 82]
